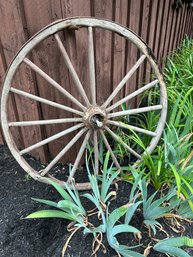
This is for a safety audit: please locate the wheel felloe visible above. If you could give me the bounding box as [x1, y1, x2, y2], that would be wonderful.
[1, 17, 167, 190]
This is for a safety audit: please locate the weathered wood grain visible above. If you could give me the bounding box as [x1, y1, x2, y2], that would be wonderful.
[111, 0, 128, 110]
[125, 0, 142, 108]
[0, 0, 46, 160]
[93, 0, 114, 105]
[0, 0, 192, 164]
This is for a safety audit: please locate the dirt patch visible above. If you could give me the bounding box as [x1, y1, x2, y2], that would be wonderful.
[0, 145, 193, 257]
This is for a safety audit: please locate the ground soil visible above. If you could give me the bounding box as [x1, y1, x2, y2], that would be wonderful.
[0, 145, 193, 257]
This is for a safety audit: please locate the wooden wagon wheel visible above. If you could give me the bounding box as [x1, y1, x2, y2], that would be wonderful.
[1, 18, 167, 190]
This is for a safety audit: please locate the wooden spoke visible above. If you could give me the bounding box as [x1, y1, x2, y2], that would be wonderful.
[8, 117, 83, 127]
[106, 79, 159, 112]
[67, 130, 91, 182]
[93, 130, 99, 175]
[20, 123, 84, 155]
[102, 55, 146, 108]
[54, 33, 90, 107]
[108, 105, 162, 119]
[10, 87, 83, 116]
[88, 27, 96, 105]
[1, 18, 168, 190]
[40, 127, 88, 176]
[107, 120, 157, 137]
[23, 58, 86, 111]
[105, 126, 141, 159]
[99, 130, 121, 170]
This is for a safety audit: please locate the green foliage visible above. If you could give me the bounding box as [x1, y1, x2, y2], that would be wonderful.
[127, 171, 180, 235]
[142, 186, 179, 235]
[26, 178, 86, 226]
[84, 151, 119, 217]
[177, 196, 193, 219]
[25, 37, 193, 257]
[27, 155, 142, 256]
[106, 204, 144, 257]
[165, 36, 193, 100]
[127, 41, 193, 202]
[154, 237, 193, 257]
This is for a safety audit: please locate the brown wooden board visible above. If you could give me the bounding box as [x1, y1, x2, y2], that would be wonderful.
[177, 4, 186, 46]
[21, 1, 63, 163]
[145, 0, 159, 82]
[168, 5, 178, 55]
[22, 0, 80, 163]
[92, 0, 114, 106]
[124, 0, 142, 107]
[137, 0, 151, 87]
[60, 0, 91, 164]
[171, 9, 180, 51]
[190, 13, 193, 37]
[111, 0, 128, 111]
[62, 0, 92, 165]
[186, 8, 193, 37]
[0, 0, 46, 160]
[162, 1, 174, 59]
[184, 5, 190, 37]
[153, 0, 165, 61]
[173, 6, 183, 50]
[0, 27, 23, 148]
[180, 4, 188, 41]
[157, 0, 171, 67]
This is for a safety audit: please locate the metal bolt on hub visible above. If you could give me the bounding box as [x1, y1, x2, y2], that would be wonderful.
[1, 17, 167, 190]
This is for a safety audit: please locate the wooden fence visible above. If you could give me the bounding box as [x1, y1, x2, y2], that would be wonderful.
[0, 0, 193, 163]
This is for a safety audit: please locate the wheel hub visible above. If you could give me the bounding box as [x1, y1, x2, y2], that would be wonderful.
[83, 106, 107, 129]
[1, 17, 167, 190]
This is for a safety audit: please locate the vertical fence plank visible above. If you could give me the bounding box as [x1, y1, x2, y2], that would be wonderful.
[181, 6, 189, 41]
[137, 0, 151, 88]
[145, 0, 159, 81]
[22, 0, 62, 162]
[181, 4, 187, 37]
[188, 7, 192, 36]
[124, 0, 142, 106]
[0, 20, 24, 149]
[153, 0, 165, 61]
[158, 1, 171, 66]
[162, 1, 174, 61]
[0, 0, 46, 160]
[168, 6, 178, 54]
[177, 4, 186, 46]
[190, 12, 193, 37]
[22, 0, 80, 163]
[111, 0, 128, 108]
[171, 8, 182, 51]
[186, 7, 193, 37]
[92, 0, 114, 105]
[60, 0, 91, 163]
[62, 0, 92, 164]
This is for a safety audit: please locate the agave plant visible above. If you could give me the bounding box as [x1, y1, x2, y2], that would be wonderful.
[141, 180, 180, 234]
[84, 150, 120, 209]
[106, 204, 145, 257]
[126, 171, 180, 235]
[177, 195, 193, 219]
[26, 178, 87, 227]
[153, 236, 193, 257]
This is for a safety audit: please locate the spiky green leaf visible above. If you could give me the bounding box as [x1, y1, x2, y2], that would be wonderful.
[26, 210, 75, 221]
[31, 198, 58, 208]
